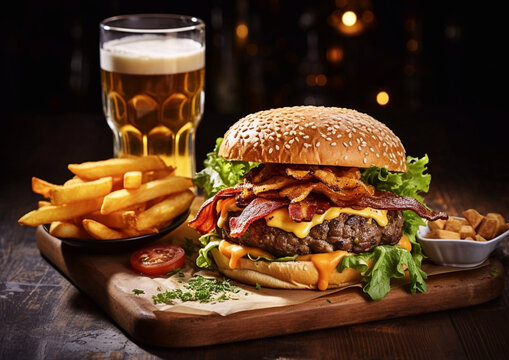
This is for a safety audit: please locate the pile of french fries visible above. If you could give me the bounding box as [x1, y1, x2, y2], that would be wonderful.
[18, 156, 195, 240]
[427, 208, 508, 241]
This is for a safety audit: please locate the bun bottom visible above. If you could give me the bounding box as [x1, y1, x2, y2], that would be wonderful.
[211, 248, 363, 290]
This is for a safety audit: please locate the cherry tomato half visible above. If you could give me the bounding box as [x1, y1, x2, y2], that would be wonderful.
[130, 245, 185, 276]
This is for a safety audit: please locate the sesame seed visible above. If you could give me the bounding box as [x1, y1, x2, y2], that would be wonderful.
[331, 142, 337, 146]
[316, 141, 320, 147]
[363, 158, 367, 164]
[344, 155, 348, 160]
[311, 125, 317, 129]
[275, 144, 280, 150]
[295, 137, 300, 142]
[269, 148, 273, 154]
[326, 137, 332, 141]
[289, 139, 295, 144]
[358, 146, 362, 151]
[304, 143, 311, 148]
[343, 142, 348, 147]
[337, 134, 342, 138]
[303, 135, 310, 139]
[285, 144, 291, 149]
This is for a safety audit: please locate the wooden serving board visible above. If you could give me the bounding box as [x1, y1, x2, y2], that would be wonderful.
[36, 226, 505, 348]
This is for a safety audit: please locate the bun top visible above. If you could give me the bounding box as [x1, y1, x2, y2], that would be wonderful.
[218, 106, 407, 172]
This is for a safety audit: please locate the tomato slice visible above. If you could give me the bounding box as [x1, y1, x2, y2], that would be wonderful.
[130, 245, 185, 276]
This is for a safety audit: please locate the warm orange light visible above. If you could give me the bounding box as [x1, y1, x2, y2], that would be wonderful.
[362, 10, 374, 23]
[326, 46, 344, 63]
[407, 39, 419, 52]
[316, 74, 327, 86]
[376, 91, 389, 106]
[236, 23, 249, 39]
[342, 11, 357, 27]
[306, 74, 316, 87]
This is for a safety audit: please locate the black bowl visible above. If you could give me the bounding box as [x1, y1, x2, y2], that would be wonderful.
[42, 210, 189, 253]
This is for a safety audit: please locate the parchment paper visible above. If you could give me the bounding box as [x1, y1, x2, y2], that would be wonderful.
[109, 202, 488, 317]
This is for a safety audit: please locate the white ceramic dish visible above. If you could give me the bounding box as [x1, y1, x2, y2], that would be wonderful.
[417, 217, 509, 267]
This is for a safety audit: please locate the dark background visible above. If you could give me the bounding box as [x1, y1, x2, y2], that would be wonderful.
[1, 0, 508, 198]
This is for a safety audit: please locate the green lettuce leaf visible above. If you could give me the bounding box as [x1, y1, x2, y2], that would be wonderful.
[361, 155, 432, 263]
[337, 155, 433, 300]
[196, 233, 222, 269]
[338, 245, 427, 301]
[193, 138, 259, 198]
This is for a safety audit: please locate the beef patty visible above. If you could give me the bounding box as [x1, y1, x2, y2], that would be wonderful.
[220, 210, 404, 257]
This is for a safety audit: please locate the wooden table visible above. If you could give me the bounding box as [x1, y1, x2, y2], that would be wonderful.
[1, 109, 508, 359]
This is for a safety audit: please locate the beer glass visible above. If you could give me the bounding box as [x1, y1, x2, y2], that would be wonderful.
[100, 14, 205, 178]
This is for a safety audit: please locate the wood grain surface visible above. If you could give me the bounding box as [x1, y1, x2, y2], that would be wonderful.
[2, 111, 509, 359]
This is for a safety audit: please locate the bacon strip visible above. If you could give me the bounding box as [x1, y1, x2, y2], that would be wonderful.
[188, 187, 242, 234]
[358, 191, 448, 221]
[288, 195, 331, 222]
[229, 198, 288, 237]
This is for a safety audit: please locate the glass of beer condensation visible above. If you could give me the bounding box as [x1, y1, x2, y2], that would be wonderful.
[100, 14, 205, 178]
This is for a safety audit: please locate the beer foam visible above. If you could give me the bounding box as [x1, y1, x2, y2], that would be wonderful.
[100, 35, 205, 75]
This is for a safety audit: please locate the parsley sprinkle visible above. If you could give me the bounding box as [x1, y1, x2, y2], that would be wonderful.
[152, 275, 242, 304]
[166, 268, 184, 277]
[132, 289, 145, 295]
[255, 283, 262, 290]
[326, 298, 331, 303]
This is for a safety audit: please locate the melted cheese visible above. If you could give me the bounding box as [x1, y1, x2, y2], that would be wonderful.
[397, 234, 411, 252]
[265, 207, 388, 239]
[298, 251, 350, 290]
[218, 240, 274, 269]
[218, 236, 412, 291]
[217, 198, 241, 228]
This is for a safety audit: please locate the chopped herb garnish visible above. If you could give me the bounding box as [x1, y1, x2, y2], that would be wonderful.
[326, 298, 331, 303]
[152, 275, 242, 304]
[490, 268, 498, 276]
[183, 237, 200, 256]
[166, 268, 184, 277]
[255, 283, 262, 290]
[132, 289, 145, 295]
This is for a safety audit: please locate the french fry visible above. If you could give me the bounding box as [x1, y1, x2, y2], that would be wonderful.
[68, 156, 170, 179]
[426, 229, 461, 239]
[142, 168, 175, 183]
[100, 176, 193, 215]
[459, 225, 476, 239]
[428, 219, 446, 231]
[486, 213, 506, 236]
[82, 219, 125, 240]
[123, 171, 142, 189]
[84, 210, 135, 229]
[49, 221, 90, 239]
[49, 177, 113, 205]
[477, 217, 499, 240]
[444, 218, 467, 232]
[122, 226, 159, 238]
[462, 209, 484, 229]
[38, 200, 51, 208]
[32, 177, 58, 198]
[135, 190, 195, 230]
[18, 197, 104, 227]
[63, 177, 85, 186]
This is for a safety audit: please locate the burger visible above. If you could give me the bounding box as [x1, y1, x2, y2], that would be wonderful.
[189, 106, 447, 300]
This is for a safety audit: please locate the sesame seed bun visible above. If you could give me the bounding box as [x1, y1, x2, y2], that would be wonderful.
[219, 106, 407, 172]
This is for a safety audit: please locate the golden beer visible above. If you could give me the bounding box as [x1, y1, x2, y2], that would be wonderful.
[100, 35, 205, 178]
